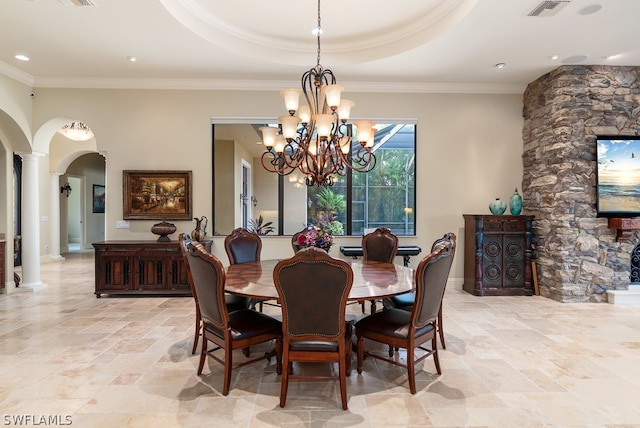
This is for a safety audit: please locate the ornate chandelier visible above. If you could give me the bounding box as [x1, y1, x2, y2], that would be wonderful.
[259, 0, 376, 187]
[58, 121, 94, 141]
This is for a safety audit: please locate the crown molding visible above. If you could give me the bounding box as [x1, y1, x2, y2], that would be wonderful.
[30, 76, 524, 94]
[0, 62, 35, 86]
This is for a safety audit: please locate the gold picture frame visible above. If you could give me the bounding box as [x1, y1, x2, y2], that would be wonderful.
[123, 170, 192, 220]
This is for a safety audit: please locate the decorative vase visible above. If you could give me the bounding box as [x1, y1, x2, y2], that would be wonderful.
[191, 216, 208, 242]
[509, 188, 523, 215]
[151, 220, 177, 242]
[489, 198, 507, 215]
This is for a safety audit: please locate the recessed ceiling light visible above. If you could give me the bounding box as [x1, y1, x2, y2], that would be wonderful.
[579, 4, 603, 15]
[604, 54, 619, 60]
[15, 54, 30, 61]
[126, 56, 136, 62]
[495, 63, 506, 69]
[550, 54, 559, 60]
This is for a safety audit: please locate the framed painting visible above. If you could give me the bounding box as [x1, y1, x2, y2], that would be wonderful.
[92, 184, 105, 213]
[123, 170, 193, 220]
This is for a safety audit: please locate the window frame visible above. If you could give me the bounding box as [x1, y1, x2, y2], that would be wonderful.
[211, 119, 417, 236]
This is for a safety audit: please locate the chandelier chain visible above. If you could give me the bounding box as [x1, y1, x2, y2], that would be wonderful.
[316, 0, 322, 67]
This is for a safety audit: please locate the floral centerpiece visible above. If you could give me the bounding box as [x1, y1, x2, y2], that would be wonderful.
[297, 225, 334, 252]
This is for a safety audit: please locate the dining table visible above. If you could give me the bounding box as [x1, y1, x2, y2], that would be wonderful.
[225, 259, 415, 302]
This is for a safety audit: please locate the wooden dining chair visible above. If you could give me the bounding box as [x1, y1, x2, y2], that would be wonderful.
[355, 234, 455, 394]
[362, 227, 399, 313]
[224, 227, 270, 313]
[383, 233, 456, 350]
[273, 247, 354, 410]
[185, 239, 282, 395]
[179, 233, 251, 355]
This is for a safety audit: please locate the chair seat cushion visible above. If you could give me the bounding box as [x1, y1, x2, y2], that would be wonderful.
[355, 308, 433, 340]
[205, 309, 282, 341]
[290, 341, 339, 352]
[386, 293, 415, 310]
[289, 322, 352, 352]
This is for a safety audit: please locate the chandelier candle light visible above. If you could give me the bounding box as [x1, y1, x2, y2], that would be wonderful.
[260, 0, 377, 187]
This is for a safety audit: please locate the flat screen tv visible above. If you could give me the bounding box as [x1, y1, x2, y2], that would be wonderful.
[596, 135, 640, 218]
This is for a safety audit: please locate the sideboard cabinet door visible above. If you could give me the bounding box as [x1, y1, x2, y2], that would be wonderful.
[463, 215, 534, 296]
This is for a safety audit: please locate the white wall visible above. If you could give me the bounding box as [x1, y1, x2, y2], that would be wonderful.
[23, 87, 523, 284]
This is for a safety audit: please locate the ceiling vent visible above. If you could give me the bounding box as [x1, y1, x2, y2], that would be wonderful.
[527, 1, 570, 17]
[58, 0, 97, 6]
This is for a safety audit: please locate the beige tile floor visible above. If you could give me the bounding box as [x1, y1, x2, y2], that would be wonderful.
[1, 252, 640, 427]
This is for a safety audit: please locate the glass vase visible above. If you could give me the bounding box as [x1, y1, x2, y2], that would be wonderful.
[489, 198, 506, 215]
[509, 188, 523, 215]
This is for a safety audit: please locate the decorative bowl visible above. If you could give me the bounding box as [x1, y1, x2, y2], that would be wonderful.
[151, 220, 177, 242]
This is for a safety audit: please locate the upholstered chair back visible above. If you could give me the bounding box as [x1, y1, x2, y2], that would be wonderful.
[225, 228, 262, 264]
[362, 227, 399, 263]
[412, 234, 456, 328]
[186, 241, 228, 330]
[274, 247, 353, 340]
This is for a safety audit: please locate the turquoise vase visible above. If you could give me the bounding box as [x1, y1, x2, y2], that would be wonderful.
[509, 188, 523, 215]
[489, 198, 506, 215]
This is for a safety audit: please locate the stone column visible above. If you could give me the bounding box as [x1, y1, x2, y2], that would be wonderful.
[49, 172, 64, 262]
[20, 153, 46, 290]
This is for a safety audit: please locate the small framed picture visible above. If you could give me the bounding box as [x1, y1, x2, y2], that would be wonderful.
[93, 184, 105, 213]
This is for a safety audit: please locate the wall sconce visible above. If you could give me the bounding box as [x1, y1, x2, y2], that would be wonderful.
[61, 182, 72, 198]
[240, 193, 258, 207]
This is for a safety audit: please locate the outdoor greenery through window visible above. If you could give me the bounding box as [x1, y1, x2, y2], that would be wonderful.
[297, 123, 416, 236]
[212, 121, 416, 236]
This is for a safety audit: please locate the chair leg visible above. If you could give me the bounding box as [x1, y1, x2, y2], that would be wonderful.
[407, 344, 416, 394]
[222, 345, 233, 396]
[242, 347, 250, 357]
[339, 348, 348, 410]
[191, 310, 201, 355]
[279, 349, 290, 407]
[275, 338, 283, 375]
[388, 345, 394, 357]
[197, 336, 207, 375]
[432, 335, 442, 375]
[356, 336, 365, 374]
[345, 336, 352, 376]
[437, 303, 446, 349]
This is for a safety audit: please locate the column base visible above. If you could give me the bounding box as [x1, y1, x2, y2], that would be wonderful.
[16, 282, 48, 292]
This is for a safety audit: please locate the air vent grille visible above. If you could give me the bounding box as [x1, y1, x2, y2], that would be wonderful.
[528, 1, 570, 17]
[58, 0, 97, 6]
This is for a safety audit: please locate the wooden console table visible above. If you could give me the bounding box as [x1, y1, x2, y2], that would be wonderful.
[93, 240, 203, 297]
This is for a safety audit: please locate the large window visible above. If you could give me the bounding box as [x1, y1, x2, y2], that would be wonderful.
[212, 121, 416, 236]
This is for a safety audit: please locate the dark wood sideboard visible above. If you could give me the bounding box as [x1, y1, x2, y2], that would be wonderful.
[463, 215, 534, 296]
[93, 240, 209, 297]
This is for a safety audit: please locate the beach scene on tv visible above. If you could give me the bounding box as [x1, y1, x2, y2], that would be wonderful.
[597, 138, 640, 213]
